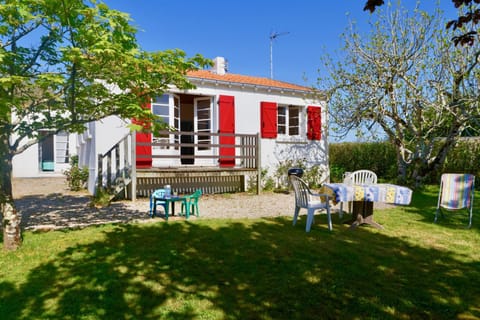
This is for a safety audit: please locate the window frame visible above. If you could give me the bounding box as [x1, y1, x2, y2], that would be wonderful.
[277, 104, 301, 138]
[151, 94, 171, 150]
[195, 96, 212, 151]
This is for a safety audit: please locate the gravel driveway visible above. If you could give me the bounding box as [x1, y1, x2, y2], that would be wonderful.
[13, 177, 298, 231]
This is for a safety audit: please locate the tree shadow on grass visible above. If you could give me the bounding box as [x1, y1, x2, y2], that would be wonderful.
[15, 193, 150, 230]
[403, 187, 480, 232]
[1, 215, 479, 319]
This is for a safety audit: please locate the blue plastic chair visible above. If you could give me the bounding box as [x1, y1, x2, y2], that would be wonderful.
[149, 189, 167, 217]
[181, 189, 202, 219]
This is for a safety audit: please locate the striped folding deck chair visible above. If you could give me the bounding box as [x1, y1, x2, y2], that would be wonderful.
[435, 173, 475, 228]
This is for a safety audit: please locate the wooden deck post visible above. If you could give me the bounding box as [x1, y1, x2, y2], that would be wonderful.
[106, 150, 112, 189]
[256, 132, 261, 195]
[130, 131, 137, 201]
[97, 154, 103, 192]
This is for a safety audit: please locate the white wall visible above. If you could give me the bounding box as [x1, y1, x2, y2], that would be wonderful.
[12, 133, 78, 178]
[75, 83, 329, 193]
[12, 143, 41, 177]
[176, 85, 330, 182]
[80, 116, 131, 194]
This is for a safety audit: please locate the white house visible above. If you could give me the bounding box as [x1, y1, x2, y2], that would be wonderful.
[12, 130, 77, 178]
[22, 57, 330, 197]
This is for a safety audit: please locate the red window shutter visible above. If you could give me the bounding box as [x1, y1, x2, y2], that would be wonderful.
[219, 95, 235, 167]
[261, 101, 277, 138]
[219, 95, 235, 134]
[307, 106, 321, 140]
[132, 101, 153, 168]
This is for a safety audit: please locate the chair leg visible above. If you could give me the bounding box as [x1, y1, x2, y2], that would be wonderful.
[306, 208, 315, 232]
[293, 206, 300, 226]
[326, 206, 332, 231]
[164, 202, 169, 221]
[181, 201, 186, 216]
[468, 206, 473, 229]
[149, 197, 153, 217]
[339, 202, 344, 219]
[434, 207, 445, 223]
[185, 200, 191, 219]
[193, 203, 199, 217]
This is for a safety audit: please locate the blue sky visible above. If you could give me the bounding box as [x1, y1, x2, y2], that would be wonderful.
[103, 0, 458, 88]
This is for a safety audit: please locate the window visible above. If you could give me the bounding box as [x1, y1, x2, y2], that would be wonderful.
[278, 105, 286, 134]
[152, 94, 170, 149]
[56, 131, 69, 163]
[196, 98, 211, 150]
[152, 94, 169, 124]
[173, 95, 180, 150]
[278, 104, 300, 136]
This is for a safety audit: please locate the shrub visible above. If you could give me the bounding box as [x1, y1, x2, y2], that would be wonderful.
[64, 155, 89, 191]
[272, 159, 324, 192]
[329, 139, 480, 184]
[90, 187, 112, 207]
[329, 142, 397, 182]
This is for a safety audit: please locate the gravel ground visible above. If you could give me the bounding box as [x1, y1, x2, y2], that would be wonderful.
[13, 176, 394, 232]
[13, 176, 300, 231]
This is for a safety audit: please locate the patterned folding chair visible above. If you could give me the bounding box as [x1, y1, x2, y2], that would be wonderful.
[435, 173, 475, 228]
[289, 175, 332, 232]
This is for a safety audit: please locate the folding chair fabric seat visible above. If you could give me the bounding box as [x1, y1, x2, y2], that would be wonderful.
[435, 173, 475, 228]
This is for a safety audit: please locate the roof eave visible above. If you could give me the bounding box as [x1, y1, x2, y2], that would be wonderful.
[187, 76, 322, 97]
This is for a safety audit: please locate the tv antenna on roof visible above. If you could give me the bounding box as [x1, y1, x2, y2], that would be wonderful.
[269, 31, 289, 79]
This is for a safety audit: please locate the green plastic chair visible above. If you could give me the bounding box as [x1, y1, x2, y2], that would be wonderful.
[181, 189, 202, 219]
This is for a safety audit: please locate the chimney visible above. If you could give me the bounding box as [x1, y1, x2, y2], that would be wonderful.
[212, 56, 228, 75]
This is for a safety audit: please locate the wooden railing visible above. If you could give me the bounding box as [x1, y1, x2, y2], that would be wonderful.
[97, 131, 261, 200]
[136, 130, 260, 169]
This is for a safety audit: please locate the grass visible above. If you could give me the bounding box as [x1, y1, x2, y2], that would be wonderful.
[1, 185, 479, 319]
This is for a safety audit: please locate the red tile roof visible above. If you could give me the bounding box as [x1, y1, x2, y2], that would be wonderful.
[187, 70, 314, 92]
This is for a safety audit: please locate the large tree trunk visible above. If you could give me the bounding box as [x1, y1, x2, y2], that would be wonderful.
[1, 135, 21, 251]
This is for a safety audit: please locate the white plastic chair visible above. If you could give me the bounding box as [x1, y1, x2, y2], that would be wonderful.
[350, 170, 378, 185]
[435, 173, 475, 228]
[289, 175, 332, 232]
[339, 170, 377, 218]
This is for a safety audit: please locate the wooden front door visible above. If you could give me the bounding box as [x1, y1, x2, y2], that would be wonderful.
[218, 95, 235, 167]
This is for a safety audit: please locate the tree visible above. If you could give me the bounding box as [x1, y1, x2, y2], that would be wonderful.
[364, 0, 480, 46]
[0, 0, 209, 250]
[321, 3, 480, 186]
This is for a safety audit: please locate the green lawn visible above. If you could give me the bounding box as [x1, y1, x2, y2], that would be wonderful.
[1, 186, 479, 319]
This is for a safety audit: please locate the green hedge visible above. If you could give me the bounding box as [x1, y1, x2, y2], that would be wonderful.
[329, 139, 480, 183]
[329, 142, 397, 182]
[440, 138, 480, 179]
